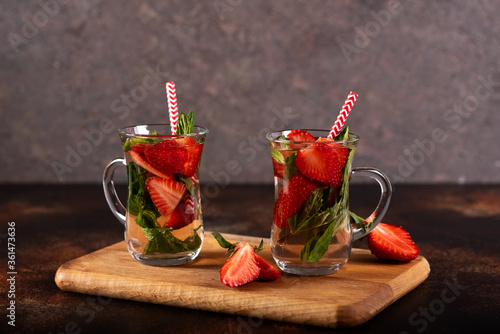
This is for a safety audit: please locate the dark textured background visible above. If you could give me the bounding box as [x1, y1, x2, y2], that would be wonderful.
[1, 0, 500, 185]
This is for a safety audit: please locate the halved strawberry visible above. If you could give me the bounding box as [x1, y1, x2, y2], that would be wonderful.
[220, 243, 260, 287]
[272, 158, 286, 179]
[145, 177, 186, 218]
[144, 139, 187, 176]
[255, 254, 282, 281]
[286, 129, 315, 141]
[273, 203, 289, 228]
[273, 172, 319, 220]
[324, 186, 340, 209]
[130, 142, 151, 155]
[295, 142, 348, 187]
[164, 194, 195, 229]
[129, 151, 173, 180]
[368, 223, 420, 262]
[178, 138, 203, 178]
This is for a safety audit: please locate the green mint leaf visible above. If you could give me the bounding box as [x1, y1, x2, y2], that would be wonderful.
[179, 175, 194, 196]
[142, 227, 174, 240]
[270, 148, 286, 165]
[143, 228, 202, 254]
[304, 221, 336, 263]
[350, 211, 373, 236]
[284, 153, 298, 180]
[123, 133, 159, 152]
[288, 188, 324, 233]
[176, 110, 195, 135]
[349, 211, 365, 224]
[338, 144, 356, 199]
[334, 126, 349, 141]
[136, 209, 159, 229]
[300, 233, 320, 261]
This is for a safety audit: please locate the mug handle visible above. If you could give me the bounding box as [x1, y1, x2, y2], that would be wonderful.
[102, 157, 127, 226]
[350, 167, 393, 241]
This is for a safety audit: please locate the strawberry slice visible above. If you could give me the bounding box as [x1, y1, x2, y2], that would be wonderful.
[130, 142, 151, 155]
[368, 223, 420, 262]
[145, 177, 186, 218]
[273, 172, 319, 221]
[178, 138, 203, 178]
[220, 243, 260, 287]
[144, 139, 187, 176]
[295, 142, 348, 187]
[273, 203, 289, 228]
[286, 129, 315, 141]
[272, 158, 286, 179]
[255, 254, 282, 281]
[164, 194, 195, 229]
[129, 151, 172, 180]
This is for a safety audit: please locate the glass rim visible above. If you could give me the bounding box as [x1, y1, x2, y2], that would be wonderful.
[266, 129, 359, 144]
[118, 123, 209, 138]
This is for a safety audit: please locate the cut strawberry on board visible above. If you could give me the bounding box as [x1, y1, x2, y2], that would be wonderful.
[219, 243, 261, 287]
[295, 142, 348, 187]
[129, 151, 173, 180]
[144, 139, 187, 176]
[368, 223, 420, 262]
[211, 232, 281, 287]
[145, 177, 186, 218]
[286, 129, 315, 141]
[255, 254, 282, 281]
[274, 172, 319, 220]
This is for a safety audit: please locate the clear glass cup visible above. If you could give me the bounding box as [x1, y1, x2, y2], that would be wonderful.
[266, 129, 392, 275]
[103, 124, 208, 266]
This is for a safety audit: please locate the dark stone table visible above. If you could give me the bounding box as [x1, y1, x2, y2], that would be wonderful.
[1, 184, 499, 333]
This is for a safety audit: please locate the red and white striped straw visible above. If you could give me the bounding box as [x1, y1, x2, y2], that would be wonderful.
[327, 91, 358, 139]
[166, 82, 179, 134]
[185, 175, 196, 214]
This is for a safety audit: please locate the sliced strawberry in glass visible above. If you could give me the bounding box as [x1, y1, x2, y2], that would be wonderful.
[145, 177, 186, 218]
[129, 151, 173, 180]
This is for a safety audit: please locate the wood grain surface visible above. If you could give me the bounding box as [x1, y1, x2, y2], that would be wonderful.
[55, 232, 430, 329]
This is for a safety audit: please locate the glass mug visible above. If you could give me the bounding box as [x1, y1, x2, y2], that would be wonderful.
[266, 129, 392, 275]
[103, 124, 208, 266]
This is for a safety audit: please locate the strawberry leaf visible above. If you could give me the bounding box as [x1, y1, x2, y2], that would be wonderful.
[212, 232, 235, 250]
[212, 232, 265, 255]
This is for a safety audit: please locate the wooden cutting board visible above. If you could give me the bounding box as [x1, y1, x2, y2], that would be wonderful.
[55, 232, 430, 329]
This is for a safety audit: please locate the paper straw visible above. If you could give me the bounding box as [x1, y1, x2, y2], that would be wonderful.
[185, 175, 196, 214]
[327, 91, 358, 139]
[166, 82, 179, 134]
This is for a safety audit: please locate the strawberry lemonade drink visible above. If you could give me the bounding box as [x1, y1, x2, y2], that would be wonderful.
[103, 113, 208, 266]
[266, 128, 392, 275]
